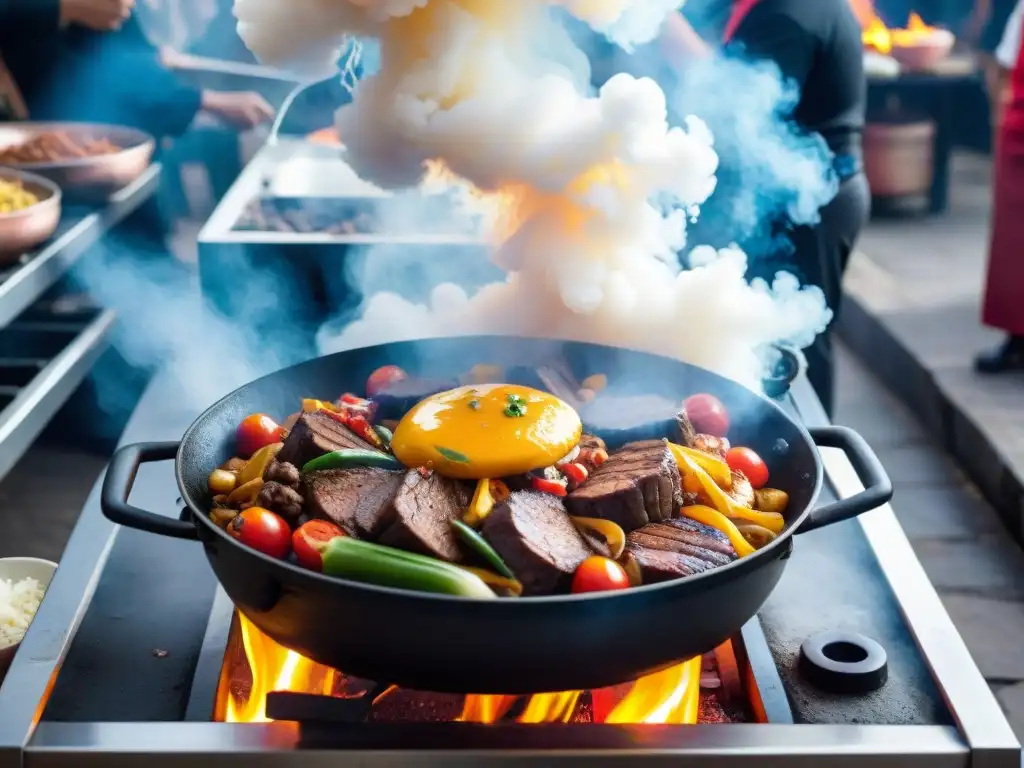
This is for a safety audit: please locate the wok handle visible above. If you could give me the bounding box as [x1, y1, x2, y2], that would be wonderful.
[100, 441, 198, 540]
[796, 426, 893, 534]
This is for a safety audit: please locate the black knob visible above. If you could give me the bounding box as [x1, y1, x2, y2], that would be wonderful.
[798, 631, 888, 694]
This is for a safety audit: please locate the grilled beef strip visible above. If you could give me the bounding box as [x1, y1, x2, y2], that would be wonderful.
[624, 517, 737, 583]
[276, 411, 378, 468]
[377, 470, 471, 562]
[565, 440, 682, 532]
[304, 468, 405, 539]
[481, 491, 593, 595]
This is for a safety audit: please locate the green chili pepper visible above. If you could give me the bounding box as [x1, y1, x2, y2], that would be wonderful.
[321, 537, 496, 599]
[302, 449, 402, 474]
[373, 425, 394, 449]
[451, 519, 515, 579]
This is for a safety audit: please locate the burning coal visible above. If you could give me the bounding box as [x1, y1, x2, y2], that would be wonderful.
[235, 0, 833, 390]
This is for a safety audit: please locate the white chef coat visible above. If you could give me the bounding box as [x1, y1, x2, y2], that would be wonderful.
[997, 0, 1024, 69]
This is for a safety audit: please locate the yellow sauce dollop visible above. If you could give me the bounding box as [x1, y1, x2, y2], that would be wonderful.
[391, 384, 582, 480]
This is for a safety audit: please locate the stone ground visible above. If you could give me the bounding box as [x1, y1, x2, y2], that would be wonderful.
[3, 152, 1024, 737]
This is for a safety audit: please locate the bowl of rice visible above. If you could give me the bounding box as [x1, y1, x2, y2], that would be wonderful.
[0, 558, 57, 682]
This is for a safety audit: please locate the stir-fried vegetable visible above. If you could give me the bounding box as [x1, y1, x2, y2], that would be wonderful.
[321, 537, 496, 598]
[682, 505, 755, 558]
[236, 413, 285, 457]
[725, 447, 769, 489]
[208, 469, 237, 495]
[464, 477, 496, 526]
[293, 520, 345, 571]
[753, 488, 789, 513]
[456, 566, 523, 597]
[666, 443, 732, 489]
[238, 443, 282, 486]
[532, 477, 568, 497]
[571, 516, 626, 560]
[735, 522, 777, 548]
[683, 394, 730, 437]
[227, 507, 291, 559]
[674, 453, 785, 535]
[451, 519, 515, 578]
[571, 556, 631, 593]
[226, 477, 264, 506]
[302, 398, 337, 413]
[302, 449, 402, 474]
[366, 365, 407, 397]
[373, 424, 394, 450]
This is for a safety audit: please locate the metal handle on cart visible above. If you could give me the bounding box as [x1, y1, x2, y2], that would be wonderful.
[100, 441, 198, 540]
[796, 426, 893, 534]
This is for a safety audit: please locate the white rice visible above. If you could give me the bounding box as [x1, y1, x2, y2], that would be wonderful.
[0, 577, 45, 650]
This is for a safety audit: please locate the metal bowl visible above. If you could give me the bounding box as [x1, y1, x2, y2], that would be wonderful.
[0, 168, 61, 264]
[0, 122, 155, 202]
[0, 557, 58, 684]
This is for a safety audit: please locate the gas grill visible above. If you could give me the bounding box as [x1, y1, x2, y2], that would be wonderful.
[0, 368, 1017, 768]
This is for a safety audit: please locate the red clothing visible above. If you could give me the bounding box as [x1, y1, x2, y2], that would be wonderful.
[983, 14, 1024, 335]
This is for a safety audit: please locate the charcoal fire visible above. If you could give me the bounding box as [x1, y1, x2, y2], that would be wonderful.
[233, 0, 834, 391]
[215, 612, 750, 724]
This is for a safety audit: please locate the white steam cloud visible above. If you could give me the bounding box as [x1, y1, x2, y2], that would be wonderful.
[234, 0, 834, 391]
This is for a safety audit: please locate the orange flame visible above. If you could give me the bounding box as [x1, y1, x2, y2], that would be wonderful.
[850, 0, 939, 56]
[221, 612, 704, 725]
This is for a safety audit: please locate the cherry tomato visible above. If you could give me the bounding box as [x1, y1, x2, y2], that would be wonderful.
[726, 447, 769, 489]
[227, 507, 291, 559]
[532, 476, 568, 497]
[366, 365, 407, 397]
[236, 413, 285, 457]
[292, 520, 345, 571]
[572, 556, 631, 594]
[683, 394, 730, 437]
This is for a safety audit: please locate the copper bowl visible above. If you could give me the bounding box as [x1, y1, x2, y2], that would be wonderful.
[0, 122, 155, 202]
[0, 168, 61, 264]
[889, 29, 955, 71]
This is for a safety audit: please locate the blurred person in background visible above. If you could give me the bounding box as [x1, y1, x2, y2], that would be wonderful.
[660, 0, 867, 416]
[976, 0, 1024, 372]
[0, 0, 273, 136]
[968, 0, 1019, 143]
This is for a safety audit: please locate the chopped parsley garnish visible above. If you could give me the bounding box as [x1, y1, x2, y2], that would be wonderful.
[504, 393, 527, 418]
[435, 445, 471, 464]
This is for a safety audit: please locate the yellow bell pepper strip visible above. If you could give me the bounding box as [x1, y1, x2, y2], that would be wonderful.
[619, 551, 643, 586]
[666, 442, 732, 489]
[302, 398, 338, 413]
[455, 565, 523, 597]
[320, 537, 497, 599]
[570, 516, 626, 560]
[451, 519, 515, 578]
[674, 452, 785, 535]
[734, 522, 778, 549]
[237, 442, 283, 486]
[226, 477, 264, 506]
[683, 505, 756, 558]
[208, 469, 237, 495]
[464, 477, 495, 526]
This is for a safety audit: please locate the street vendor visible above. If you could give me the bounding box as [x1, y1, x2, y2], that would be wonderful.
[976, 0, 1024, 372]
[660, 0, 868, 416]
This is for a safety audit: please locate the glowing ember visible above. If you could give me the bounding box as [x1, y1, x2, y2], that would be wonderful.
[218, 612, 736, 725]
[234, 0, 834, 391]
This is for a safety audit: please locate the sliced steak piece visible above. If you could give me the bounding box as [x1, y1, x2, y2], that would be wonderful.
[481, 491, 592, 595]
[565, 440, 681, 532]
[624, 517, 737, 584]
[304, 468, 405, 538]
[378, 471, 471, 562]
[277, 411, 377, 468]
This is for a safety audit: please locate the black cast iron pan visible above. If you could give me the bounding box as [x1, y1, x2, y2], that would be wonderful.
[100, 336, 892, 694]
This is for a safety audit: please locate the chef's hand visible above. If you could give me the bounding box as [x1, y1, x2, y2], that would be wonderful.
[60, 0, 134, 31]
[201, 91, 275, 130]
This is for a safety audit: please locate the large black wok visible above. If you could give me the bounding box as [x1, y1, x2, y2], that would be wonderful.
[101, 336, 891, 694]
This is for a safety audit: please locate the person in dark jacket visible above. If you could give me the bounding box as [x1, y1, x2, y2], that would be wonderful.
[661, 0, 868, 417]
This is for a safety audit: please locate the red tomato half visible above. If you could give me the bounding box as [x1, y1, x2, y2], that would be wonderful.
[726, 447, 769, 489]
[572, 556, 631, 594]
[236, 413, 285, 457]
[292, 520, 344, 571]
[683, 394, 730, 437]
[227, 507, 291, 559]
[366, 365, 407, 397]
